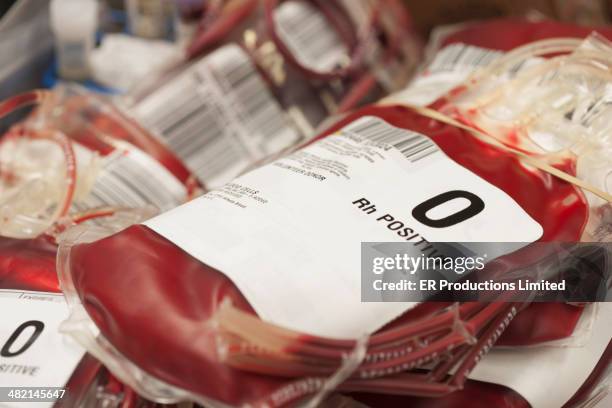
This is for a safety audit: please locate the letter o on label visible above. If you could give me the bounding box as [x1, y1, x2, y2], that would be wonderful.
[1, 320, 45, 357]
[388, 221, 404, 231]
[412, 190, 485, 228]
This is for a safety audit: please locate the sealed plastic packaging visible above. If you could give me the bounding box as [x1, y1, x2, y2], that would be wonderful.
[372, 24, 612, 407]
[0, 213, 178, 408]
[121, 0, 420, 188]
[0, 85, 198, 239]
[58, 32, 610, 407]
[386, 19, 612, 355]
[390, 18, 612, 106]
[383, 29, 612, 407]
[0, 85, 193, 402]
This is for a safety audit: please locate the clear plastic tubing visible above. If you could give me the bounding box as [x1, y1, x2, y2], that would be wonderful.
[50, 0, 99, 81]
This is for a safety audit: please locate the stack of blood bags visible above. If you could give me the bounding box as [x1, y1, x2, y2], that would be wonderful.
[0, 228, 186, 407]
[370, 19, 612, 407]
[0, 4, 611, 407]
[0, 85, 197, 239]
[0, 86, 197, 406]
[120, 0, 419, 189]
[48, 18, 611, 408]
[0, 2, 418, 405]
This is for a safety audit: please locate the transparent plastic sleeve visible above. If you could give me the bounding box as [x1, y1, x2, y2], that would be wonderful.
[121, 0, 421, 190]
[56, 26, 611, 408]
[0, 211, 172, 407]
[0, 85, 198, 240]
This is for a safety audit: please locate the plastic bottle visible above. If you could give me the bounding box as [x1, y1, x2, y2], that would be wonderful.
[50, 0, 99, 80]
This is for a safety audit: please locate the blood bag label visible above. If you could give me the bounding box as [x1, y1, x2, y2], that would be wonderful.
[394, 43, 540, 105]
[0, 290, 84, 405]
[145, 116, 543, 338]
[129, 44, 300, 188]
[274, 1, 350, 72]
[427, 43, 505, 73]
[72, 143, 187, 213]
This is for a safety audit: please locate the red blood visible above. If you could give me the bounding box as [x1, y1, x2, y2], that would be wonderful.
[65, 20, 611, 408]
[349, 341, 612, 408]
[0, 236, 59, 292]
[351, 380, 529, 408]
[442, 18, 612, 51]
[0, 236, 177, 407]
[57, 96, 196, 188]
[434, 18, 612, 349]
[84, 112, 195, 187]
[0, 235, 106, 405]
[368, 19, 612, 408]
[67, 103, 589, 405]
[186, 0, 417, 116]
[498, 302, 585, 346]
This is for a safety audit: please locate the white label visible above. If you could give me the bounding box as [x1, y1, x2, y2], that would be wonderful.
[130, 44, 300, 188]
[427, 43, 505, 74]
[392, 44, 503, 105]
[145, 117, 542, 338]
[0, 290, 85, 407]
[73, 143, 187, 213]
[393, 43, 541, 106]
[274, 1, 350, 72]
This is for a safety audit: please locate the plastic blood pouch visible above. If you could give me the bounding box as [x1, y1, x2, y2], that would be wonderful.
[383, 20, 612, 350]
[0, 288, 89, 407]
[0, 237, 103, 407]
[0, 85, 197, 239]
[0, 86, 192, 403]
[122, 0, 419, 189]
[348, 304, 612, 408]
[363, 34, 612, 407]
[188, 0, 418, 109]
[124, 42, 303, 189]
[58, 34, 612, 406]
[390, 19, 612, 107]
[440, 18, 612, 53]
[0, 231, 184, 407]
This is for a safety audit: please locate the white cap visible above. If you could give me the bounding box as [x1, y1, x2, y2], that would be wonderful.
[50, 0, 98, 36]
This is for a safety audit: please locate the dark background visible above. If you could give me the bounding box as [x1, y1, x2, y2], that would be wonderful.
[0, 0, 18, 18]
[2, 1, 610, 36]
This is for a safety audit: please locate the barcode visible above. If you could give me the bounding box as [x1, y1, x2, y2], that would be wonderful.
[346, 117, 439, 162]
[73, 147, 186, 212]
[275, 1, 348, 72]
[208, 48, 295, 151]
[428, 43, 540, 75]
[428, 43, 503, 73]
[135, 74, 247, 184]
[131, 44, 298, 187]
